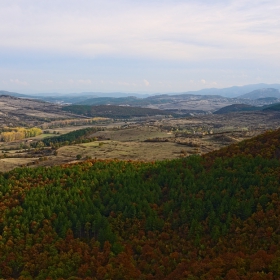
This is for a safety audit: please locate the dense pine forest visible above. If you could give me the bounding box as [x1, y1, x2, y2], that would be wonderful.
[62, 105, 171, 118]
[1, 129, 280, 279]
[41, 127, 102, 147]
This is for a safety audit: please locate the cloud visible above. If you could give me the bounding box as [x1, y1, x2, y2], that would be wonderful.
[143, 79, 150, 86]
[78, 79, 92, 85]
[41, 80, 53, 85]
[0, 0, 279, 61]
[118, 81, 130, 86]
[201, 79, 206, 84]
[0, 1, 280, 93]
[10, 79, 28, 86]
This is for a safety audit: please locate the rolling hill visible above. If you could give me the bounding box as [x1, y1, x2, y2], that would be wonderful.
[214, 101, 280, 114]
[263, 103, 280, 112]
[213, 103, 259, 114]
[237, 88, 280, 99]
[0, 95, 78, 127]
[0, 90, 30, 98]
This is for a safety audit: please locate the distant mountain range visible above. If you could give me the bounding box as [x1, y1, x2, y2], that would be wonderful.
[2, 83, 280, 113]
[2, 83, 280, 100]
[165, 83, 280, 98]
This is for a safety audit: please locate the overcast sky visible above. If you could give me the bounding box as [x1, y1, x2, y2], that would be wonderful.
[0, 0, 279, 94]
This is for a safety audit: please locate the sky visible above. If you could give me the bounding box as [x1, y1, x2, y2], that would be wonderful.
[0, 0, 280, 94]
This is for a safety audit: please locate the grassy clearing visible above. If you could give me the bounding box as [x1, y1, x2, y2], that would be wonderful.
[57, 140, 196, 162]
[0, 158, 38, 172]
[89, 126, 175, 142]
[35, 133, 56, 139]
[44, 124, 105, 135]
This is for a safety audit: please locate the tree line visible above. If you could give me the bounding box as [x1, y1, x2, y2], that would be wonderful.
[0, 127, 42, 142]
[39, 127, 102, 148]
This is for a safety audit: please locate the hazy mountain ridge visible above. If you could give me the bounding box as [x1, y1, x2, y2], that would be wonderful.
[2, 83, 280, 114]
[2, 82, 280, 100]
[165, 83, 280, 97]
[237, 88, 280, 99]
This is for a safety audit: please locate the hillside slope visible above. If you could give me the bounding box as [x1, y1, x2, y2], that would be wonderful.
[213, 103, 259, 114]
[0, 95, 79, 127]
[0, 90, 30, 98]
[1, 129, 280, 278]
[263, 103, 280, 112]
[204, 127, 280, 162]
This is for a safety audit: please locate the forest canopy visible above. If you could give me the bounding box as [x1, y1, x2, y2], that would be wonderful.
[62, 105, 172, 118]
[1, 128, 280, 279]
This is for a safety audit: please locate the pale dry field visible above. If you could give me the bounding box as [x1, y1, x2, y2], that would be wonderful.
[90, 125, 174, 141]
[58, 140, 195, 162]
[0, 158, 38, 172]
[1, 111, 280, 172]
